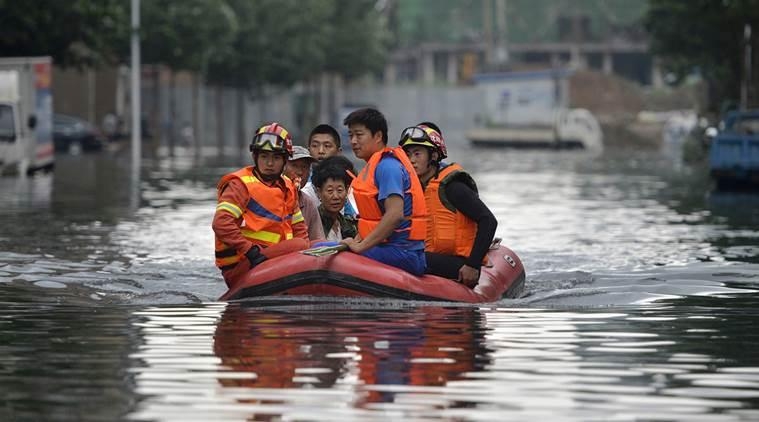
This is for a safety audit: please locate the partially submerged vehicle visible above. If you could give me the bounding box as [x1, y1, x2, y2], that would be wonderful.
[466, 69, 603, 151]
[0, 56, 54, 175]
[708, 109, 759, 187]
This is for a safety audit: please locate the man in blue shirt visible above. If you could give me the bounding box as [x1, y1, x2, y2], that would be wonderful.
[340, 108, 427, 276]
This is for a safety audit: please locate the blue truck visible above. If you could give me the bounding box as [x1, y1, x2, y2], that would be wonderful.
[709, 109, 759, 187]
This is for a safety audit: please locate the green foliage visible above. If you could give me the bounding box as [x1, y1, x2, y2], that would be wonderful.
[0, 0, 390, 87]
[207, 0, 389, 91]
[324, 0, 391, 78]
[645, 0, 759, 110]
[140, 0, 237, 72]
[206, 0, 331, 90]
[393, 0, 648, 46]
[0, 0, 127, 68]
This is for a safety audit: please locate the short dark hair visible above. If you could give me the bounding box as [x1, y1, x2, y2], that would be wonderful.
[312, 155, 355, 189]
[308, 124, 341, 147]
[343, 107, 388, 144]
[417, 121, 442, 135]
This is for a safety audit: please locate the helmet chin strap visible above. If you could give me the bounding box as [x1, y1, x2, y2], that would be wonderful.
[428, 149, 440, 170]
[421, 152, 440, 184]
[258, 172, 280, 182]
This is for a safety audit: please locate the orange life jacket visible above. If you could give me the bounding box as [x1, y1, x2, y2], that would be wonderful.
[351, 146, 427, 241]
[214, 166, 302, 269]
[424, 163, 480, 259]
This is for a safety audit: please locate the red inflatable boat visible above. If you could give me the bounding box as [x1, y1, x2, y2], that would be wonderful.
[219, 243, 525, 303]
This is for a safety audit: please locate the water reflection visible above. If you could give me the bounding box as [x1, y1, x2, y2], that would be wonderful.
[51, 153, 138, 222]
[129, 302, 490, 420]
[213, 302, 487, 395]
[0, 173, 52, 211]
[0, 303, 135, 421]
[123, 302, 759, 421]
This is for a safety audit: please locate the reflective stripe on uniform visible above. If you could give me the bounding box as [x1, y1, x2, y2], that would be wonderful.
[246, 197, 284, 222]
[216, 201, 243, 218]
[216, 255, 239, 266]
[291, 210, 304, 224]
[241, 228, 281, 244]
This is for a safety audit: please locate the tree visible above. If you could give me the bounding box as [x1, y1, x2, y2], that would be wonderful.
[205, 0, 334, 157]
[323, 0, 391, 79]
[308, 0, 391, 129]
[200, 0, 392, 157]
[140, 0, 236, 73]
[139, 0, 237, 155]
[0, 0, 127, 68]
[645, 0, 759, 112]
[206, 0, 332, 91]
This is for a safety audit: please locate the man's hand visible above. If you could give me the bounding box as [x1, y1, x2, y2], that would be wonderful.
[340, 237, 365, 254]
[459, 264, 480, 288]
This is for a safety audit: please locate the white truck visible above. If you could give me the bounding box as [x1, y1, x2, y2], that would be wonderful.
[0, 56, 54, 175]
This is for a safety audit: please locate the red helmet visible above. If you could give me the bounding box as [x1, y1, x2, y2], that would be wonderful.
[250, 122, 294, 157]
[398, 124, 447, 159]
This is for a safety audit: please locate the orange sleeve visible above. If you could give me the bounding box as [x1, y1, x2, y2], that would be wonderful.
[212, 178, 255, 255]
[291, 200, 309, 240]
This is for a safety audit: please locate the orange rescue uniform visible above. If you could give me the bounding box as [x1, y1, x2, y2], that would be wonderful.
[213, 166, 309, 286]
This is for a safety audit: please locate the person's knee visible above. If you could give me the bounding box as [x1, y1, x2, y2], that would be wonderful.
[409, 254, 426, 276]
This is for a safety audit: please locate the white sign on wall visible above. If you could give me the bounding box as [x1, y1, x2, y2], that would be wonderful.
[475, 69, 570, 127]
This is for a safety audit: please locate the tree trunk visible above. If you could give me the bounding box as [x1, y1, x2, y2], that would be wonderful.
[168, 70, 176, 158]
[192, 73, 201, 158]
[150, 66, 161, 157]
[333, 73, 345, 129]
[237, 89, 246, 167]
[301, 78, 318, 132]
[216, 86, 225, 158]
[318, 72, 329, 123]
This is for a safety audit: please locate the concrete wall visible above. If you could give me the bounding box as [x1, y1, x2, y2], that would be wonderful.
[52, 66, 121, 125]
[140, 77, 485, 153]
[342, 84, 484, 149]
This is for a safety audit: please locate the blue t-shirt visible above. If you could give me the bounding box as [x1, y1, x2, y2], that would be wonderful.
[374, 155, 424, 250]
[342, 199, 357, 218]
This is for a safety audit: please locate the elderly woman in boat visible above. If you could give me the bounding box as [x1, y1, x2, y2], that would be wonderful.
[311, 155, 358, 242]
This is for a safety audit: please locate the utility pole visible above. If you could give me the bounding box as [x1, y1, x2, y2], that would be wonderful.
[131, 0, 141, 178]
[494, 0, 508, 65]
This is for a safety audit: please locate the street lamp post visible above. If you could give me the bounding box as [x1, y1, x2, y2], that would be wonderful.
[131, 0, 141, 177]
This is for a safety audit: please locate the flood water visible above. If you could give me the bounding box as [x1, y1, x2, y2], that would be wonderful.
[2, 142, 759, 421]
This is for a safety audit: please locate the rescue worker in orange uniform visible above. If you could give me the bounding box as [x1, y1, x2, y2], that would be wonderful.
[399, 122, 498, 287]
[339, 108, 427, 276]
[212, 122, 310, 288]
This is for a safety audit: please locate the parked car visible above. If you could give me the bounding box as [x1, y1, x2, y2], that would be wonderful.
[708, 109, 759, 188]
[53, 113, 106, 153]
